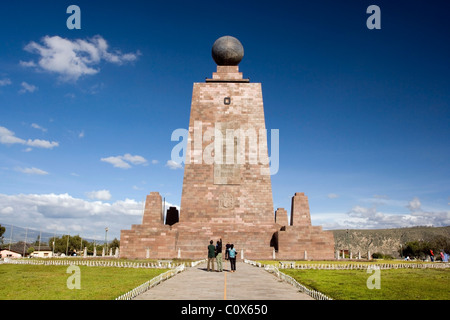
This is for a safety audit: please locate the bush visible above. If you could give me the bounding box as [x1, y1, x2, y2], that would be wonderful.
[372, 252, 394, 260]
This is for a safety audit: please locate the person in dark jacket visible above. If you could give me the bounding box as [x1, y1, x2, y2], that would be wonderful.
[216, 238, 223, 272]
[207, 240, 215, 271]
[225, 242, 231, 260]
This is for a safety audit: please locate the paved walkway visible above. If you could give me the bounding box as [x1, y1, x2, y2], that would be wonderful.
[134, 261, 313, 300]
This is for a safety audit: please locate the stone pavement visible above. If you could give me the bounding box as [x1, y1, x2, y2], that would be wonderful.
[133, 261, 313, 300]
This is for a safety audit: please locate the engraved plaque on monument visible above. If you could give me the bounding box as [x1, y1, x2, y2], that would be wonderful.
[214, 121, 241, 185]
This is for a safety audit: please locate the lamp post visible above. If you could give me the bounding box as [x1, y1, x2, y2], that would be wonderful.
[105, 227, 109, 255]
[66, 234, 70, 256]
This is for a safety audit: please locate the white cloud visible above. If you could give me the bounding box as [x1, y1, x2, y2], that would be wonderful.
[101, 153, 148, 169]
[19, 81, 38, 94]
[0, 126, 58, 149]
[122, 153, 147, 165]
[320, 196, 450, 230]
[31, 123, 47, 132]
[0, 193, 178, 240]
[166, 160, 183, 170]
[101, 156, 131, 169]
[406, 197, 421, 212]
[86, 190, 112, 201]
[19, 60, 36, 67]
[23, 35, 140, 81]
[327, 193, 339, 199]
[78, 130, 85, 138]
[26, 139, 58, 149]
[151, 160, 159, 164]
[16, 167, 49, 175]
[0, 126, 25, 145]
[0, 78, 12, 86]
[1, 206, 14, 214]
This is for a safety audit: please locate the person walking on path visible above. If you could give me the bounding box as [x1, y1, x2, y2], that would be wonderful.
[216, 238, 223, 272]
[229, 244, 237, 272]
[207, 240, 216, 271]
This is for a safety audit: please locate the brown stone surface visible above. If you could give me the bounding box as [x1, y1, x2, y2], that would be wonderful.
[290, 192, 312, 227]
[119, 65, 335, 260]
[275, 208, 288, 227]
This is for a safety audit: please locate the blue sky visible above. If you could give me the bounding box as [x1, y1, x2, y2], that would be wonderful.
[0, 0, 449, 240]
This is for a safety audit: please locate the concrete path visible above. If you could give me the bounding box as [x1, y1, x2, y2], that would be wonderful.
[134, 261, 313, 300]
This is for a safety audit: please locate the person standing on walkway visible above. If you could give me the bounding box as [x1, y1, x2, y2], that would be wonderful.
[225, 242, 231, 260]
[207, 240, 216, 271]
[216, 238, 223, 272]
[229, 244, 237, 272]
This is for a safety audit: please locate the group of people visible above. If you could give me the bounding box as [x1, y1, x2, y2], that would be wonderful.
[207, 239, 237, 272]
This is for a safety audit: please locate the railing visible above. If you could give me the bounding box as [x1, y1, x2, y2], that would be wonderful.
[2, 258, 206, 269]
[115, 264, 186, 300]
[277, 262, 450, 270]
[244, 259, 332, 300]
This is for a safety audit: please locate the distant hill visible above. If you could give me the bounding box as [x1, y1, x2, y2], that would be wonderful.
[332, 226, 450, 258]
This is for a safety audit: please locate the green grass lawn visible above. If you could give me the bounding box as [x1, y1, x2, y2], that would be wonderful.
[282, 268, 450, 300]
[0, 264, 169, 300]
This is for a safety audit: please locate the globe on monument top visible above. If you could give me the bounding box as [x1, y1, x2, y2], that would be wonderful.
[211, 36, 244, 66]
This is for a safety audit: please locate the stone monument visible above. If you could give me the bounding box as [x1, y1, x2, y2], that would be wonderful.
[120, 36, 335, 260]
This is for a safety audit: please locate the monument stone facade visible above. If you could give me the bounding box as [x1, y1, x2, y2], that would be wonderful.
[120, 36, 335, 260]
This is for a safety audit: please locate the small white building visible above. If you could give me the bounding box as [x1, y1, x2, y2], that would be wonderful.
[30, 250, 53, 258]
[30, 246, 53, 258]
[0, 249, 22, 258]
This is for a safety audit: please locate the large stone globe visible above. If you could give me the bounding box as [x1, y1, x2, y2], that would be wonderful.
[211, 36, 244, 66]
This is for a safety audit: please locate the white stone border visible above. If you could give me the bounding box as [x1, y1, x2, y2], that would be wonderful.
[244, 259, 332, 300]
[276, 261, 450, 270]
[114, 259, 205, 300]
[2, 258, 207, 269]
[115, 264, 186, 300]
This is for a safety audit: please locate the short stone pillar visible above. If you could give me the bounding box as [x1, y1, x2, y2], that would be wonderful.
[304, 250, 307, 260]
[273, 248, 276, 259]
[83, 247, 87, 258]
[93, 247, 97, 257]
[146, 247, 150, 259]
[115, 247, 119, 257]
[102, 247, 105, 257]
[109, 248, 113, 256]
[241, 249, 244, 260]
[178, 248, 181, 259]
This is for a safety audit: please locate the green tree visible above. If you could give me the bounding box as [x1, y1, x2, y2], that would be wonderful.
[0, 224, 5, 244]
[401, 240, 436, 259]
[109, 238, 120, 251]
[49, 235, 83, 255]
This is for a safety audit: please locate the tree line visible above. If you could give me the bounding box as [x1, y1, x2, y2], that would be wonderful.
[400, 236, 450, 260]
[48, 235, 120, 256]
[0, 225, 119, 256]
